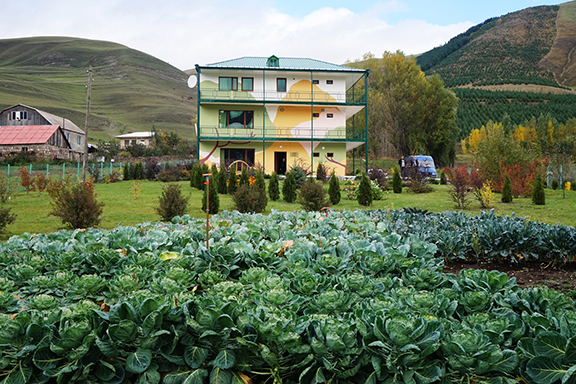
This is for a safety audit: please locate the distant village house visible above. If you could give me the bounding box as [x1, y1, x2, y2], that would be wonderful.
[115, 132, 155, 149]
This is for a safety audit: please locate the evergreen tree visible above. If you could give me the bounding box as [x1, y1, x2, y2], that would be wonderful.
[228, 171, 238, 195]
[282, 171, 297, 203]
[123, 163, 131, 181]
[328, 171, 341, 205]
[216, 166, 228, 194]
[532, 172, 545, 205]
[357, 173, 373, 206]
[501, 174, 513, 203]
[255, 170, 266, 192]
[210, 164, 218, 180]
[201, 162, 209, 178]
[316, 162, 327, 183]
[190, 162, 202, 189]
[268, 172, 280, 201]
[133, 162, 144, 180]
[392, 168, 402, 193]
[202, 175, 219, 214]
[239, 167, 250, 187]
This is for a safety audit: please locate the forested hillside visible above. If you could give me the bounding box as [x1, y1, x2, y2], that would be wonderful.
[0, 37, 196, 142]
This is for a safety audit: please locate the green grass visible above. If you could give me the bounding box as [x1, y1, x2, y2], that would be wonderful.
[2, 180, 575, 240]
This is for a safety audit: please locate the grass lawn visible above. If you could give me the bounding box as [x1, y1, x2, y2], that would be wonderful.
[2, 178, 575, 240]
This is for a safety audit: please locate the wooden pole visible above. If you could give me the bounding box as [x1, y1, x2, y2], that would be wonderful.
[204, 173, 212, 249]
[82, 66, 93, 182]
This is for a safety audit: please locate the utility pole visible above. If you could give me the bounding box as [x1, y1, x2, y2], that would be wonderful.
[82, 66, 93, 182]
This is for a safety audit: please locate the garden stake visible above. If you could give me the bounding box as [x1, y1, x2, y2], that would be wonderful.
[203, 173, 212, 249]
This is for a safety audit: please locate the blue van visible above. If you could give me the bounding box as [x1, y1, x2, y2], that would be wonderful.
[406, 155, 437, 178]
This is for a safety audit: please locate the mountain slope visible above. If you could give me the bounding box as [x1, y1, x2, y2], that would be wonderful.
[0, 37, 196, 142]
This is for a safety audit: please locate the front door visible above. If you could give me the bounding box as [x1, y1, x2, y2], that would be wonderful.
[274, 152, 287, 175]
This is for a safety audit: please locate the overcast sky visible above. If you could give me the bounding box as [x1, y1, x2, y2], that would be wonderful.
[0, 0, 567, 70]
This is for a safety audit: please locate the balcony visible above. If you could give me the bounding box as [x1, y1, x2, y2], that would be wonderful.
[198, 125, 366, 141]
[199, 89, 366, 105]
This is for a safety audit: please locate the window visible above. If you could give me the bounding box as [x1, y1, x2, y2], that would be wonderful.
[326, 80, 333, 85]
[125, 140, 130, 147]
[77, 136, 81, 145]
[312, 80, 319, 85]
[10, 111, 28, 120]
[219, 110, 254, 128]
[131, 140, 136, 145]
[140, 140, 145, 145]
[241, 77, 253, 91]
[277, 78, 287, 92]
[22, 147, 28, 152]
[313, 153, 320, 157]
[222, 148, 255, 166]
[327, 152, 334, 157]
[219, 77, 238, 91]
[267, 55, 279, 67]
[312, 113, 319, 118]
[327, 113, 333, 118]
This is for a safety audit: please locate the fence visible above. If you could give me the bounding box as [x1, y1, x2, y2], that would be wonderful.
[0, 160, 194, 194]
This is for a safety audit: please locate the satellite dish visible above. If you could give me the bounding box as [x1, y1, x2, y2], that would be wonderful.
[187, 75, 197, 88]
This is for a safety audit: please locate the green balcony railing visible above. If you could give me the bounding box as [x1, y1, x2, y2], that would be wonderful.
[199, 90, 367, 104]
[198, 126, 366, 141]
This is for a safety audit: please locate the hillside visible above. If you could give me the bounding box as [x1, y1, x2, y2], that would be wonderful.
[0, 37, 196, 142]
[417, 1, 576, 137]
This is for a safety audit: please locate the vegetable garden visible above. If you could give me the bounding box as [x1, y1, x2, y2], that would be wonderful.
[1, 209, 575, 384]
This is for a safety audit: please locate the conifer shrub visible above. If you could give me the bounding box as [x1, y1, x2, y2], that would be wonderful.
[155, 183, 189, 221]
[239, 167, 250, 187]
[228, 171, 238, 195]
[232, 185, 268, 213]
[282, 171, 297, 203]
[255, 170, 266, 192]
[0, 205, 16, 234]
[202, 175, 219, 214]
[316, 162, 328, 183]
[48, 179, 105, 229]
[328, 171, 341, 205]
[551, 180, 559, 190]
[133, 162, 144, 180]
[392, 168, 402, 194]
[190, 162, 202, 189]
[268, 172, 280, 201]
[210, 164, 218, 180]
[298, 179, 328, 211]
[439, 170, 447, 185]
[123, 163, 131, 181]
[501, 174, 513, 203]
[216, 166, 228, 194]
[291, 166, 307, 188]
[201, 162, 209, 177]
[357, 173, 373, 206]
[532, 173, 545, 205]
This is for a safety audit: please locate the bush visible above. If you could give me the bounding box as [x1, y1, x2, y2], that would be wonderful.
[445, 165, 472, 209]
[202, 176, 219, 214]
[282, 171, 297, 203]
[357, 173, 373, 206]
[0, 178, 11, 203]
[268, 172, 280, 201]
[316, 162, 328, 183]
[123, 163, 131, 181]
[145, 158, 163, 180]
[328, 171, 341, 205]
[216, 166, 228, 194]
[298, 179, 328, 211]
[532, 173, 545, 205]
[439, 170, 447, 185]
[19, 167, 35, 194]
[474, 181, 494, 209]
[155, 183, 190, 221]
[392, 169, 402, 193]
[133, 162, 144, 180]
[232, 184, 268, 213]
[291, 166, 307, 188]
[190, 162, 202, 190]
[254, 170, 266, 192]
[33, 173, 50, 195]
[48, 179, 105, 229]
[551, 180, 559, 190]
[501, 174, 513, 203]
[228, 171, 238, 195]
[0, 205, 16, 234]
[408, 168, 433, 194]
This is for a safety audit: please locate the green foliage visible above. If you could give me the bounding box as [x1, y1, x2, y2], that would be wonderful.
[123, 162, 131, 181]
[551, 180, 559, 190]
[392, 169, 402, 193]
[47, 179, 105, 229]
[0, 205, 16, 234]
[502, 174, 513, 203]
[357, 173, 373, 206]
[133, 161, 144, 180]
[291, 166, 307, 188]
[202, 176, 219, 214]
[254, 170, 266, 192]
[238, 167, 249, 188]
[298, 179, 328, 211]
[216, 166, 228, 195]
[445, 165, 472, 209]
[268, 172, 280, 201]
[190, 162, 202, 190]
[328, 172, 341, 205]
[316, 162, 328, 183]
[282, 171, 297, 203]
[227, 171, 238, 195]
[439, 170, 447, 185]
[231, 184, 267, 213]
[532, 173, 545, 205]
[155, 183, 189, 221]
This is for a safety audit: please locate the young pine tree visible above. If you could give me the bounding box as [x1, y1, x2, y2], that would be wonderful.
[210, 164, 218, 180]
[202, 175, 219, 214]
[316, 162, 327, 183]
[282, 171, 297, 203]
[255, 170, 266, 192]
[239, 167, 250, 187]
[392, 168, 402, 194]
[328, 171, 341, 205]
[123, 163, 131, 181]
[268, 172, 280, 201]
[201, 162, 209, 178]
[190, 162, 202, 189]
[501, 174, 513, 203]
[228, 171, 238, 195]
[217, 166, 228, 194]
[532, 172, 545, 205]
[357, 173, 373, 206]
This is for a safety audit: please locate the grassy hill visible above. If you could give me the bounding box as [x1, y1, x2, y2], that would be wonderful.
[0, 37, 196, 142]
[417, 1, 576, 137]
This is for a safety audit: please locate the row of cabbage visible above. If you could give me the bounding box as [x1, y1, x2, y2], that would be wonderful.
[0, 210, 575, 384]
[369, 209, 576, 262]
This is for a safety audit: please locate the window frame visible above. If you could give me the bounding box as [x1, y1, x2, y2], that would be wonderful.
[327, 113, 333, 118]
[277, 78, 287, 92]
[312, 80, 319, 85]
[219, 77, 238, 91]
[219, 110, 254, 129]
[312, 113, 319, 118]
[241, 77, 254, 91]
[326, 80, 334, 85]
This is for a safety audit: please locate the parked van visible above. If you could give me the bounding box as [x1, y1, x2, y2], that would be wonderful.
[406, 154, 437, 178]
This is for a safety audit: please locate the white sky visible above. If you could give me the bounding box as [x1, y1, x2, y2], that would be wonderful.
[0, 0, 568, 70]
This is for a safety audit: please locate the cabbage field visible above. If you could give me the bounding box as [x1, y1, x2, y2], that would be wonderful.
[0, 210, 575, 384]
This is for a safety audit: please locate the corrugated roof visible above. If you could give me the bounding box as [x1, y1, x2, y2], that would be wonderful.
[0, 104, 85, 134]
[0, 125, 61, 145]
[115, 131, 155, 139]
[203, 57, 364, 72]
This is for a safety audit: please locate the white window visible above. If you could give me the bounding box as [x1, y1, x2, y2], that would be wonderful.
[77, 136, 81, 145]
[11, 111, 27, 120]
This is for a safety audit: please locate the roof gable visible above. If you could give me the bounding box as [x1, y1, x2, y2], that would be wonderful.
[0, 104, 84, 134]
[0, 125, 69, 146]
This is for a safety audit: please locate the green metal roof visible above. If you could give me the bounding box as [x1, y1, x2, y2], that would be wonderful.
[201, 57, 365, 72]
